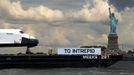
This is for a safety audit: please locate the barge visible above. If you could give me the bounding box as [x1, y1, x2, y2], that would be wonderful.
[0, 47, 123, 68]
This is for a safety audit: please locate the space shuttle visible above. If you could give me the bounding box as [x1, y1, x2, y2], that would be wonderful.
[0, 29, 39, 52]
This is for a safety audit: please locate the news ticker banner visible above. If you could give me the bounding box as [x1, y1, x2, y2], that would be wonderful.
[57, 48, 101, 55]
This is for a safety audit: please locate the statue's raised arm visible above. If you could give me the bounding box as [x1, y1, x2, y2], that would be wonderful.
[109, 8, 111, 18]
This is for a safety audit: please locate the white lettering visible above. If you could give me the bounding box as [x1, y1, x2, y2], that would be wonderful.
[101, 56, 109, 59]
[83, 55, 98, 59]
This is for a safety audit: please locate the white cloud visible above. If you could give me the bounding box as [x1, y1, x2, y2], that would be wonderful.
[0, 21, 11, 28]
[44, 28, 71, 46]
[0, 0, 121, 23]
[68, 0, 122, 22]
[82, 33, 107, 46]
[0, 0, 64, 22]
[118, 7, 134, 49]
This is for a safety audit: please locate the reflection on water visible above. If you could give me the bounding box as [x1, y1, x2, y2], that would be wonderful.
[0, 61, 134, 75]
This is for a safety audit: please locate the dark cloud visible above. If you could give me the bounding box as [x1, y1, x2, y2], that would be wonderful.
[108, 0, 134, 11]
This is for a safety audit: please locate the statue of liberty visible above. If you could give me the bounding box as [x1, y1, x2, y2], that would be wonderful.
[109, 8, 118, 34]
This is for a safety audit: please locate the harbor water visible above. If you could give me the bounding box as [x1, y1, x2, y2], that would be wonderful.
[0, 61, 134, 75]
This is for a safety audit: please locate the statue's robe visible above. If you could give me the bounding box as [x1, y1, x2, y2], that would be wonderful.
[110, 15, 117, 34]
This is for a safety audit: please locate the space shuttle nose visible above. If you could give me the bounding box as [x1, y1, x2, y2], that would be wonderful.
[34, 39, 39, 45]
[28, 39, 39, 47]
[32, 39, 39, 46]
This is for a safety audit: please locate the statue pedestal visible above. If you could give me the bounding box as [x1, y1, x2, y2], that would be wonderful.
[107, 34, 119, 50]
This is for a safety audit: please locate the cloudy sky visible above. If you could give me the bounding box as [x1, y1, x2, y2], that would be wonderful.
[0, 0, 134, 53]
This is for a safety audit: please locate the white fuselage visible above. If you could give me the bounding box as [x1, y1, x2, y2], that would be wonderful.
[0, 29, 38, 47]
